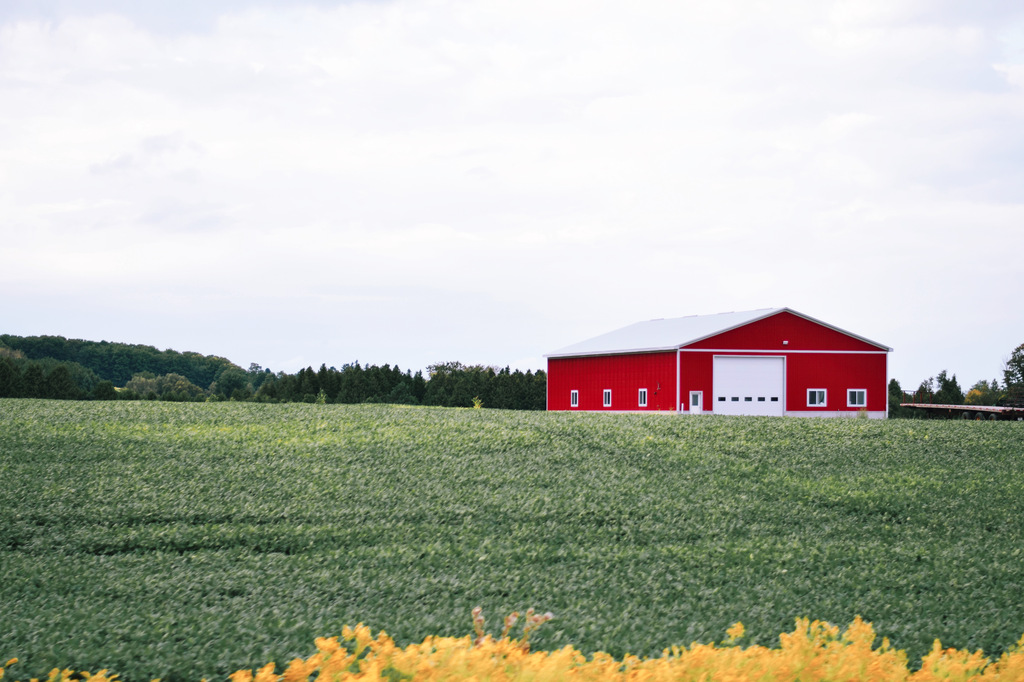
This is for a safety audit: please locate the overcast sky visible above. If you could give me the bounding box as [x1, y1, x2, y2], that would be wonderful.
[3, 0, 1023, 391]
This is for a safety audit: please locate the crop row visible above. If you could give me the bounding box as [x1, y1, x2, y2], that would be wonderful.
[1, 399, 1022, 681]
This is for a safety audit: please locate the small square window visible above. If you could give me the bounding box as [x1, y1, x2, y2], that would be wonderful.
[757, 397, 765, 402]
[718, 396, 726, 402]
[570, 390, 579, 408]
[603, 389, 612, 407]
[848, 389, 867, 407]
[731, 396, 739, 402]
[638, 388, 648, 407]
[770, 397, 779, 402]
[807, 389, 826, 407]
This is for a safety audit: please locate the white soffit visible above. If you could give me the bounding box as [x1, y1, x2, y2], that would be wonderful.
[547, 308, 783, 358]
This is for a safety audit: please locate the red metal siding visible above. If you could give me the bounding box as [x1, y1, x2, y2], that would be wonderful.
[683, 310, 884, 352]
[551, 349, 887, 413]
[547, 352, 677, 411]
[785, 352, 887, 413]
[677, 350, 887, 413]
[678, 352, 713, 412]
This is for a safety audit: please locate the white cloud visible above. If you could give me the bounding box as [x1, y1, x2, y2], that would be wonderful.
[2, 0, 1023, 382]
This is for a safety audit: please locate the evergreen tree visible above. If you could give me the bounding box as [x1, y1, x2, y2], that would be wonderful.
[530, 370, 547, 410]
[490, 367, 515, 409]
[932, 370, 964, 405]
[335, 362, 366, 403]
[296, 367, 319, 400]
[317, 364, 340, 401]
[385, 380, 418, 405]
[887, 378, 916, 418]
[253, 374, 281, 402]
[913, 377, 935, 404]
[410, 370, 427, 403]
[364, 364, 386, 401]
[276, 373, 300, 401]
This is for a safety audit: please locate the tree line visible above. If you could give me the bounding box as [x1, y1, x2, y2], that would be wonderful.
[0, 335, 546, 410]
[0, 334, 235, 387]
[887, 342, 1024, 417]
[247, 361, 545, 409]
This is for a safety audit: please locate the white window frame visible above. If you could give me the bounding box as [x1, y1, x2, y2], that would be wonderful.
[638, 388, 648, 407]
[847, 389, 867, 407]
[570, 390, 579, 408]
[807, 389, 827, 407]
[603, 389, 612, 407]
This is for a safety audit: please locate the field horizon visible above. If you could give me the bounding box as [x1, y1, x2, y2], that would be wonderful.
[1, 399, 1022, 681]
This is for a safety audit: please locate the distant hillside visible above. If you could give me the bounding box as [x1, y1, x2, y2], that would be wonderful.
[0, 334, 239, 388]
[0, 335, 546, 408]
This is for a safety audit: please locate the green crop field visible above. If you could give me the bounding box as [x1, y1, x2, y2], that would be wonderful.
[1, 399, 1022, 681]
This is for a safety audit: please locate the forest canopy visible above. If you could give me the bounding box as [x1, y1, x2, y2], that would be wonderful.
[0, 335, 546, 409]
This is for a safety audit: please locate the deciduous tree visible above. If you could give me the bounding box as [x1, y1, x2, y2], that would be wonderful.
[965, 379, 1002, 406]
[42, 365, 78, 399]
[1005, 343, 1024, 387]
[215, 367, 251, 400]
[22, 363, 45, 398]
[92, 380, 118, 400]
[0, 357, 20, 397]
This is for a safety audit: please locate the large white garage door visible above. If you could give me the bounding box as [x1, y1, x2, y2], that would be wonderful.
[713, 356, 784, 416]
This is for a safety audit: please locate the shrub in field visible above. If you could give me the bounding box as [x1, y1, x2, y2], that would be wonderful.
[3, 618, 1024, 682]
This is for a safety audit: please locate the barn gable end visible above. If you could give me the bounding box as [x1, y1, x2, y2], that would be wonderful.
[681, 310, 888, 353]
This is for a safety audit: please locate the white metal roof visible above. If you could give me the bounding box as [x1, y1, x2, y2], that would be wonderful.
[546, 308, 891, 357]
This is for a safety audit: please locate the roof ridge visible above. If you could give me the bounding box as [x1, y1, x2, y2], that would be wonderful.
[546, 308, 890, 358]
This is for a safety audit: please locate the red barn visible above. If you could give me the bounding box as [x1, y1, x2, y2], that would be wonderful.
[546, 308, 892, 418]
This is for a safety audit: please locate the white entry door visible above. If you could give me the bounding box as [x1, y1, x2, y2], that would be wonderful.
[713, 356, 784, 416]
[689, 391, 703, 414]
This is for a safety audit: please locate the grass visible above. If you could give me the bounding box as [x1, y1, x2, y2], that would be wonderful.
[0, 399, 1022, 681]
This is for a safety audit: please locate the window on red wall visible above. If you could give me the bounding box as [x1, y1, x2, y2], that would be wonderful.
[807, 389, 826, 406]
[603, 389, 612, 407]
[848, 389, 866, 407]
[570, 390, 579, 407]
[638, 388, 648, 407]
